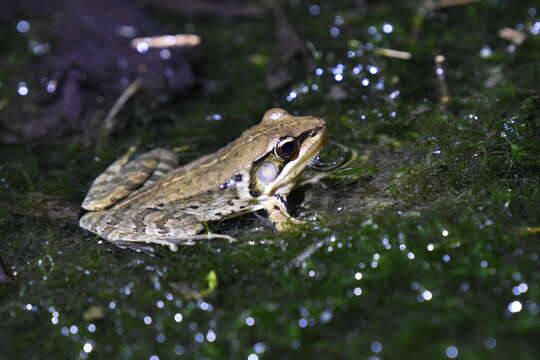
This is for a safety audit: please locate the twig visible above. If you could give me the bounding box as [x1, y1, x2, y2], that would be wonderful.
[423, 0, 481, 11]
[374, 47, 412, 60]
[498, 27, 526, 45]
[287, 240, 325, 269]
[131, 34, 201, 51]
[435, 55, 450, 104]
[102, 77, 142, 134]
[519, 227, 540, 234]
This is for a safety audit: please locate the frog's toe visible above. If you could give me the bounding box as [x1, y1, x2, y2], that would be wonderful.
[79, 211, 104, 230]
[274, 218, 305, 232]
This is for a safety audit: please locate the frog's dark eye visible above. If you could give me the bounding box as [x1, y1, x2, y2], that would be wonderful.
[275, 137, 299, 160]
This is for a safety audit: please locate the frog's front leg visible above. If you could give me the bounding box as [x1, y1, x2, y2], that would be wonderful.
[80, 208, 234, 251]
[82, 148, 178, 211]
[263, 195, 304, 231]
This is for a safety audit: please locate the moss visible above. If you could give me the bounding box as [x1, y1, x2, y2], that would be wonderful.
[2, 1, 540, 359]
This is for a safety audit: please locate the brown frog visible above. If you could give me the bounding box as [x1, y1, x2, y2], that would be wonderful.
[79, 108, 326, 250]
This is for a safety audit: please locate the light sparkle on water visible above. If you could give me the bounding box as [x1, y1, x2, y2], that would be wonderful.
[512, 283, 528, 295]
[309, 4, 320, 16]
[422, 290, 433, 301]
[508, 300, 522, 313]
[83, 342, 93, 353]
[16, 20, 30, 33]
[382, 23, 394, 33]
[18, 82, 29, 96]
[446, 346, 458, 358]
[484, 337, 497, 349]
[174, 313, 183, 322]
[206, 330, 216, 342]
[371, 341, 382, 353]
[136, 42, 149, 53]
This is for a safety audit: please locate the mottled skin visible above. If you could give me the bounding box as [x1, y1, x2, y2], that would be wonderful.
[79, 108, 326, 250]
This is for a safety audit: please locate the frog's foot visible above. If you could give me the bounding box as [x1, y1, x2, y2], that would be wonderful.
[263, 195, 304, 232]
[80, 208, 235, 251]
[94, 231, 235, 252]
[82, 148, 178, 211]
[126, 149, 179, 198]
[163, 234, 237, 248]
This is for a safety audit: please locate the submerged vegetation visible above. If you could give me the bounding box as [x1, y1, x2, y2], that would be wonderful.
[1, 0, 540, 359]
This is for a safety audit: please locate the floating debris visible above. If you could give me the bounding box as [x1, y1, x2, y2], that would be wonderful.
[498, 27, 527, 45]
[101, 77, 142, 138]
[131, 34, 201, 51]
[435, 55, 450, 104]
[374, 47, 412, 59]
[423, 0, 481, 11]
[518, 226, 540, 234]
[82, 305, 105, 321]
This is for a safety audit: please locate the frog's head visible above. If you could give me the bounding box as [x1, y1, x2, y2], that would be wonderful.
[249, 108, 327, 197]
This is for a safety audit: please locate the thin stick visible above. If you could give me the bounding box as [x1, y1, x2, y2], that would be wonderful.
[435, 55, 450, 104]
[131, 34, 201, 51]
[374, 47, 412, 60]
[102, 77, 142, 134]
[288, 240, 325, 269]
[519, 227, 540, 234]
[423, 0, 481, 10]
[498, 27, 526, 45]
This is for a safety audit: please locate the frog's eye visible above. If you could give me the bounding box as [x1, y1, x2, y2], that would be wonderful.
[257, 162, 278, 183]
[275, 137, 299, 160]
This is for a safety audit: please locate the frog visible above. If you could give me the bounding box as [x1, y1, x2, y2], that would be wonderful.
[79, 108, 327, 251]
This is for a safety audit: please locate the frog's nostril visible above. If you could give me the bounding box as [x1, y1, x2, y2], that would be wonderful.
[309, 126, 325, 137]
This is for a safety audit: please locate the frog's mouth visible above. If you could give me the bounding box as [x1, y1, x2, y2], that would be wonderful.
[266, 124, 327, 195]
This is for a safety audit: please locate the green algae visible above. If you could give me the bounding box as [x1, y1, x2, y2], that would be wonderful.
[2, 0, 540, 359]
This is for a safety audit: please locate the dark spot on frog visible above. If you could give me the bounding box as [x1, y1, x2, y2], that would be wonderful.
[234, 174, 243, 181]
[214, 212, 223, 217]
[239, 205, 247, 209]
[274, 206, 280, 210]
[189, 205, 199, 209]
[248, 185, 261, 197]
